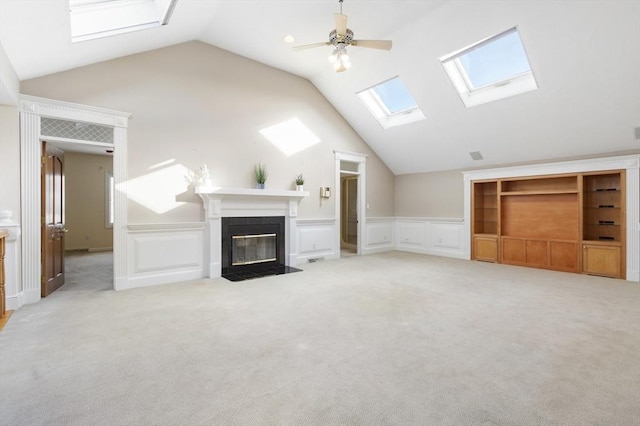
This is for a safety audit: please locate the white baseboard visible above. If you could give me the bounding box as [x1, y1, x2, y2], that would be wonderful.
[116, 269, 205, 291]
[5, 291, 24, 311]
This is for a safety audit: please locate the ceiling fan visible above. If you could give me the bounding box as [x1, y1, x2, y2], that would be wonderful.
[293, 0, 393, 73]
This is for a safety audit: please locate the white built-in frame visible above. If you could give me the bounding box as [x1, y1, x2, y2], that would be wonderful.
[19, 95, 130, 306]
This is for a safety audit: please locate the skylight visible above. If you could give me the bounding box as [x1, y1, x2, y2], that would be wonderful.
[357, 76, 426, 129]
[259, 118, 321, 156]
[440, 27, 537, 107]
[69, 0, 177, 43]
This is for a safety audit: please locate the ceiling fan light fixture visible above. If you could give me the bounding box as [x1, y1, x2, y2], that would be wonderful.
[330, 48, 351, 72]
[328, 48, 339, 63]
[293, 0, 391, 73]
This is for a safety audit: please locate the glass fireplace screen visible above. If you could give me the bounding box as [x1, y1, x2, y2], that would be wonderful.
[231, 233, 277, 266]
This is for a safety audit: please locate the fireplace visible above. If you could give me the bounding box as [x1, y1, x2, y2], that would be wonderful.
[196, 187, 309, 280]
[221, 216, 300, 281]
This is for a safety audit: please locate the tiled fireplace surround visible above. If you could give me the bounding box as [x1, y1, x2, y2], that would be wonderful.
[196, 187, 309, 278]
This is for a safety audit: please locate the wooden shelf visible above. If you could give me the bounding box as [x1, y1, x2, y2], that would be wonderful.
[582, 172, 625, 277]
[500, 189, 578, 196]
[583, 239, 622, 247]
[501, 175, 577, 193]
[472, 181, 498, 237]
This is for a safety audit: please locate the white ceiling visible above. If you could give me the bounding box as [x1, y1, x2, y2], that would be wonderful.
[1, 0, 638, 173]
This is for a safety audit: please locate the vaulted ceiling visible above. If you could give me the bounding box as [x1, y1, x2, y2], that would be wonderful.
[1, 0, 638, 174]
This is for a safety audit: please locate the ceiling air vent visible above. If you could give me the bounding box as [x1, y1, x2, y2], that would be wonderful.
[469, 151, 484, 161]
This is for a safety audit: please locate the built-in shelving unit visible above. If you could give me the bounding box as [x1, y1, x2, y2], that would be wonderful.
[582, 173, 625, 278]
[472, 181, 498, 262]
[471, 171, 626, 278]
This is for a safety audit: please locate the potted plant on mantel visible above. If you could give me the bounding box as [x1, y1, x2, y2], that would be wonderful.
[295, 173, 305, 191]
[254, 163, 267, 189]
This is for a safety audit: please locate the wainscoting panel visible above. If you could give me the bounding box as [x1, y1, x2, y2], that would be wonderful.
[395, 218, 465, 259]
[396, 220, 427, 252]
[121, 223, 205, 290]
[364, 218, 394, 254]
[297, 219, 337, 261]
[428, 221, 466, 259]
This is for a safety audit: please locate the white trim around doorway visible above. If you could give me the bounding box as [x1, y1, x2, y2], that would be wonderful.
[334, 150, 367, 257]
[19, 95, 130, 305]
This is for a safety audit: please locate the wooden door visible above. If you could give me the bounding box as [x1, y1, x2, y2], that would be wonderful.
[41, 142, 66, 297]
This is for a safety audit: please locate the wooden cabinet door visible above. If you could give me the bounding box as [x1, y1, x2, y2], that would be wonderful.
[583, 244, 621, 278]
[473, 236, 498, 262]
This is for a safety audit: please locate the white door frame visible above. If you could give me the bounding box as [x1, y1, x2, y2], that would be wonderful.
[19, 95, 130, 305]
[334, 150, 366, 256]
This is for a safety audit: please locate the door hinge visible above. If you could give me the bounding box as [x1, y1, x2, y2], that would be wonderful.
[41, 156, 46, 165]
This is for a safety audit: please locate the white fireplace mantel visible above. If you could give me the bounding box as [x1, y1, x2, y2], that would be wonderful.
[196, 187, 309, 278]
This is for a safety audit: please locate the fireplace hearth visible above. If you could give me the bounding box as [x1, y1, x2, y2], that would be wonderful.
[221, 216, 301, 282]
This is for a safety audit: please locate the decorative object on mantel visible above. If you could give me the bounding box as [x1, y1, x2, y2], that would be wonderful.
[185, 164, 212, 187]
[295, 173, 305, 191]
[254, 163, 267, 189]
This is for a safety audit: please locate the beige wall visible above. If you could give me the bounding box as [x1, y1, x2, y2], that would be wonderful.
[21, 41, 395, 223]
[395, 170, 464, 218]
[0, 105, 20, 217]
[64, 152, 113, 251]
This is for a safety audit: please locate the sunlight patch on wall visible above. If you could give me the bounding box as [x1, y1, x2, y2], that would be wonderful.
[148, 158, 176, 170]
[259, 118, 321, 156]
[118, 163, 189, 214]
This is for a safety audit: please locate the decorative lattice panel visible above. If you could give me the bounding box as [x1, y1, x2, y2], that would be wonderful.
[41, 117, 114, 143]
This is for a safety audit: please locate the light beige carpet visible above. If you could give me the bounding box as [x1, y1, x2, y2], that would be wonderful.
[1, 251, 639, 425]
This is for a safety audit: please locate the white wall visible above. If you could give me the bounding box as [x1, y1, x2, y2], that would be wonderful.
[20, 41, 396, 224]
[0, 41, 19, 105]
[0, 105, 20, 216]
[395, 170, 464, 218]
[64, 152, 114, 251]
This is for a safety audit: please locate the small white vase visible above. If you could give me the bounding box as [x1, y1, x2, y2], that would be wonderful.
[296, 185, 304, 191]
[257, 183, 265, 189]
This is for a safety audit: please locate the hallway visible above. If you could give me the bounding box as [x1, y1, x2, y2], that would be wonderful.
[58, 251, 113, 293]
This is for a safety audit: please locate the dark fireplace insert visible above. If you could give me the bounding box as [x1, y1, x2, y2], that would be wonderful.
[221, 216, 301, 282]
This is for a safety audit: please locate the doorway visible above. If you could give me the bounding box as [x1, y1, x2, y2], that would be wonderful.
[41, 143, 115, 296]
[19, 96, 129, 306]
[334, 150, 366, 258]
[340, 175, 358, 255]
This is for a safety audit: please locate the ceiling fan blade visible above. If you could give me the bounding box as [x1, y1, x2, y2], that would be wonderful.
[351, 39, 393, 50]
[334, 13, 348, 36]
[293, 42, 331, 51]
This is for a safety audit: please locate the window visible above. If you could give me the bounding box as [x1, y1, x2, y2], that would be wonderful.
[69, 0, 177, 43]
[357, 76, 425, 129]
[440, 27, 537, 107]
[105, 171, 114, 228]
